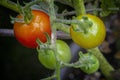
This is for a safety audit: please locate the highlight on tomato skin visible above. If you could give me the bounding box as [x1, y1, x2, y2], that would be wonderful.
[70, 14, 106, 49]
[13, 10, 51, 48]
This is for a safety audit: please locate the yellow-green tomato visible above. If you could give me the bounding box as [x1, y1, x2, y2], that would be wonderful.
[37, 40, 71, 69]
[70, 14, 106, 49]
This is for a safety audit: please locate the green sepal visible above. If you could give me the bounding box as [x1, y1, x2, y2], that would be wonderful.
[36, 32, 51, 50]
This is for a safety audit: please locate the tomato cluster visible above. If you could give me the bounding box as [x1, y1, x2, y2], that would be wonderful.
[13, 10, 104, 74]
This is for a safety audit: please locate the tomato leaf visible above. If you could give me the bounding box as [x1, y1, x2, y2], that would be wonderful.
[100, 0, 117, 17]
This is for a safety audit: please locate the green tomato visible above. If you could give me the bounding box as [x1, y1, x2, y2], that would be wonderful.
[37, 40, 71, 69]
[80, 53, 99, 74]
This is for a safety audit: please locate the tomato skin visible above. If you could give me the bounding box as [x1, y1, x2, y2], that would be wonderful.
[14, 10, 51, 48]
[37, 40, 72, 69]
[80, 53, 99, 74]
[70, 14, 106, 49]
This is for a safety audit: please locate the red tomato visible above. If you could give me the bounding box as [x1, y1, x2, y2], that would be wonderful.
[14, 10, 51, 48]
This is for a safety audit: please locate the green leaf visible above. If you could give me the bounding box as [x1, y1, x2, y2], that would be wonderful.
[100, 0, 117, 17]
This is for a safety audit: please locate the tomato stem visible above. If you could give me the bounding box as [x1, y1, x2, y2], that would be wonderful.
[0, 0, 44, 24]
[47, 0, 61, 80]
[53, 23, 70, 34]
[18, 0, 43, 24]
[0, 0, 19, 12]
[23, 0, 42, 9]
[56, 19, 82, 24]
[72, 0, 86, 15]
[0, 0, 43, 13]
[88, 47, 115, 80]
[55, 19, 91, 33]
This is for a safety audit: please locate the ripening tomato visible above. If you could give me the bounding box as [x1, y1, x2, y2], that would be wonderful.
[14, 10, 51, 48]
[70, 14, 106, 49]
[37, 40, 72, 69]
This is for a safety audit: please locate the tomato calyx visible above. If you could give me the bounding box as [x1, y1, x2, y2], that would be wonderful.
[78, 51, 99, 74]
[82, 16, 93, 27]
[36, 32, 51, 50]
[36, 32, 53, 59]
[10, 3, 32, 24]
[16, 1, 33, 24]
[78, 52, 97, 67]
[71, 16, 93, 34]
[12, 0, 44, 24]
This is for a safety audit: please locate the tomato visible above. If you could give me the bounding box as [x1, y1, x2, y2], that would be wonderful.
[37, 40, 71, 69]
[14, 10, 51, 48]
[70, 14, 106, 49]
[80, 53, 99, 74]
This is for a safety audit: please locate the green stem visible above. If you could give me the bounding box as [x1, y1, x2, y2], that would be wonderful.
[93, 0, 99, 16]
[0, 0, 42, 13]
[0, 0, 19, 12]
[47, 0, 60, 80]
[72, 0, 86, 15]
[55, 0, 94, 7]
[23, 0, 42, 9]
[56, 19, 83, 24]
[53, 23, 70, 34]
[88, 47, 114, 80]
[55, 60, 61, 80]
[0, 0, 43, 24]
[56, 19, 88, 33]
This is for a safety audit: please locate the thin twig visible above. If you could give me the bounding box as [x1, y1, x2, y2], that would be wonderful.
[0, 29, 14, 37]
[0, 29, 71, 39]
[57, 8, 119, 16]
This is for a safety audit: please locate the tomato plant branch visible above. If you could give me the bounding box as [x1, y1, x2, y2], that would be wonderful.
[0, 0, 43, 13]
[56, 19, 83, 24]
[72, 0, 86, 15]
[53, 23, 70, 34]
[55, 0, 94, 7]
[88, 48, 115, 80]
[55, 19, 90, 33]
[57, 8, 119, 16]
[0, 29, 14, 37]
[0, 29, 70, 39]
[47, 0, 61, 80]
[0, 0, 19, 12]
[55, 0, 73, 7]
[23, 0, 42, 9]
[61, 60, 83, 68]
[93, 0, 99, 16]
